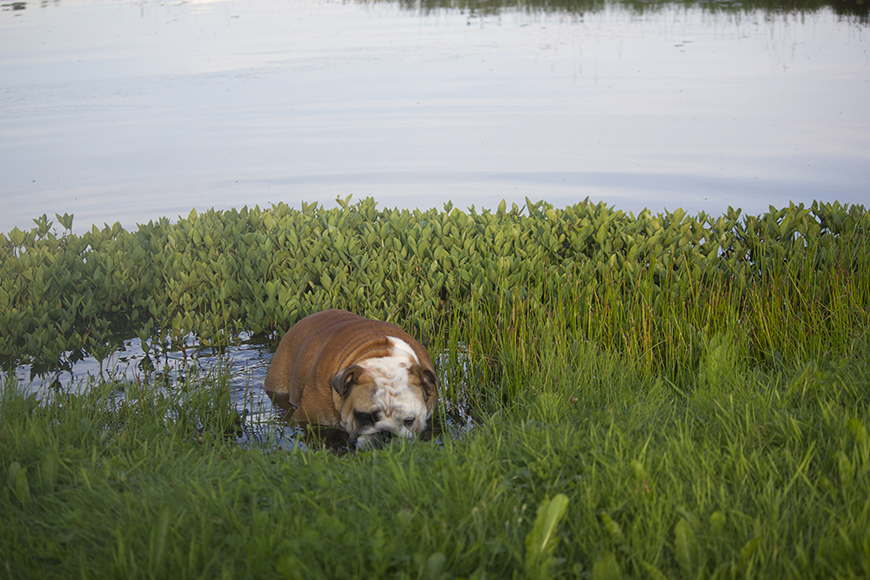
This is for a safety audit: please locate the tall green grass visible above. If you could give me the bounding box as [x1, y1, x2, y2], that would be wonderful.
[3, 318, 868, 579]
[430, 222, 868, 417]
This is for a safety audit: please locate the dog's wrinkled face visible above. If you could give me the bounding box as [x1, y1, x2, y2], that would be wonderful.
[332, 346, 437, 450]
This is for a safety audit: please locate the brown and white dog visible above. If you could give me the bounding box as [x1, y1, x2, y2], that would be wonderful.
[264, 309, 438, 450]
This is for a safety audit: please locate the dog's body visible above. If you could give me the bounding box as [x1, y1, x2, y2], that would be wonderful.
[264, 309, 437, 449]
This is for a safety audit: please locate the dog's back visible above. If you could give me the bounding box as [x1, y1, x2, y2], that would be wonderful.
[264, 309, 434, 408]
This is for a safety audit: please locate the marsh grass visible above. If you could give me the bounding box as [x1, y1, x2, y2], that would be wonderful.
[431, 229, 868, 418]
[2, 202, 869, 579]
[3, 313, 869, 579]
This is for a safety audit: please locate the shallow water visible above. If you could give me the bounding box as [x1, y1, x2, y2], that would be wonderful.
[5, 332, 282, 444]
[4, 332, 475, 450]
[1, 0, 868, 235]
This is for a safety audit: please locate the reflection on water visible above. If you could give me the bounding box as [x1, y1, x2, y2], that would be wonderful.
[4, 333, 290, 447]
[0, 0, 868, 234]
[387, 0, 869, 20]
[6, 0, 869, 17]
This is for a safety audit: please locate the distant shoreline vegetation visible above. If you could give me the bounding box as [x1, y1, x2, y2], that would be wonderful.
[1, 198, 867, 395]
[7, 0, 869, 20]
[380, 0, 870, 21]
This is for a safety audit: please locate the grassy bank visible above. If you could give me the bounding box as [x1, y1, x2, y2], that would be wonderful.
[2, 321, 869, 579]
[2, 199, 869, 578]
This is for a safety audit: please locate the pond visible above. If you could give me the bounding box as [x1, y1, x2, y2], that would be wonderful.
[1, 0, 868, 237]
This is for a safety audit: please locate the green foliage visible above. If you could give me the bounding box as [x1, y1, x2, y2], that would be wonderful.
[2, 199, 867, 394]
[525, 493, 570, 578]
[2, 323, 869, 579]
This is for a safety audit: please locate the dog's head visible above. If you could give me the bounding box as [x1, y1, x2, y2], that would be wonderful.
[332, 357, 437, 451]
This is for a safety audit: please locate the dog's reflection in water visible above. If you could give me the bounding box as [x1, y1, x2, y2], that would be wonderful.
[267, 391, 433, 454]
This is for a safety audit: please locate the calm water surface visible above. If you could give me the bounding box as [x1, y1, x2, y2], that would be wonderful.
[1, 0, 868, 236]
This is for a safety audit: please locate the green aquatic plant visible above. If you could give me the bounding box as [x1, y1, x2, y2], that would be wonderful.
[0, 199, 867, 402]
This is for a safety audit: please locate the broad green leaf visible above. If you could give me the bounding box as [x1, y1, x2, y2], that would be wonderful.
[674, 518, 700, 578]
[592, 552, 620, 580]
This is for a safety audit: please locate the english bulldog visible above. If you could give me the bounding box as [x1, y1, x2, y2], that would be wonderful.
[264, 309, 438, 450]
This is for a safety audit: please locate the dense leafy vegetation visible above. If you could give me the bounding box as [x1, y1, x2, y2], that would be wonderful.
[1, 198, 869, 578]
[1, 198, 866, 387]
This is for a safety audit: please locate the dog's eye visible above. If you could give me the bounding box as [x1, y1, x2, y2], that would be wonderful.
[354, 411, 378, 426]
[403, 418, 415, 427]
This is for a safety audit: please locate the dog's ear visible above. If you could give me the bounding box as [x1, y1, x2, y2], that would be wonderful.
[410, 365, 438, 405]
[332, 365, 364, 397]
